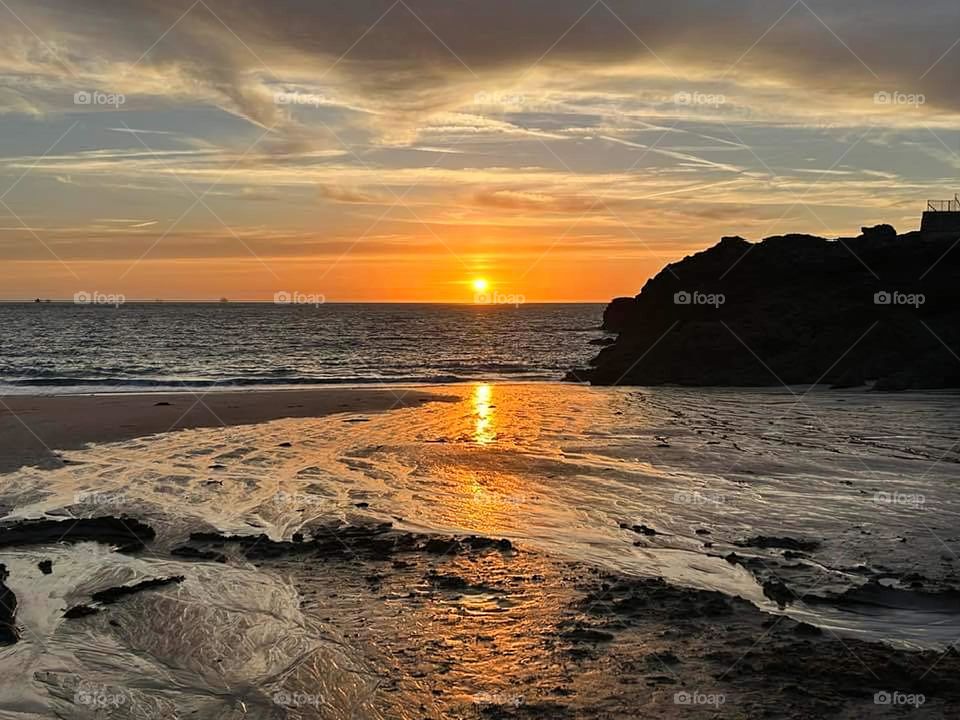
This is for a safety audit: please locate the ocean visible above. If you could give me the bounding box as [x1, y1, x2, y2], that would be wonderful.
[0, 303, 603, 394]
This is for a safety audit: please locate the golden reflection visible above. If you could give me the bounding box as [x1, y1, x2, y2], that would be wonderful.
[473, 383, 496, 445]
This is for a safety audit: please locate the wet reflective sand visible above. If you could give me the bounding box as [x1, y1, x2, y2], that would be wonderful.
[1, 384, 960, 717]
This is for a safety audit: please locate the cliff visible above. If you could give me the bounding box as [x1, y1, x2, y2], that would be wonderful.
[571, 227, 960, 390]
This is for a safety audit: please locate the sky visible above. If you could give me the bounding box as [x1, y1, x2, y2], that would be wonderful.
[0, 0, 959, 302]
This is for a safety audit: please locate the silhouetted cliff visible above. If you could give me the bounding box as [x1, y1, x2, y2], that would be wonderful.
[570, 227, 960, 389]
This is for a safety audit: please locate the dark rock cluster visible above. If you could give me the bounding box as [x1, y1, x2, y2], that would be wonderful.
[571, 227, 960, 389]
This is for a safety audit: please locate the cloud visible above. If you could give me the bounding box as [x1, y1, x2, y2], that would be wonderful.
[3, 0, 959, 142]
[471, 189, 607, 213]
[318, 185, 388, 204]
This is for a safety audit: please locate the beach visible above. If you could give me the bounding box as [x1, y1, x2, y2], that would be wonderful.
[1, 383, 959, 718]
[0, 388, 452, 474]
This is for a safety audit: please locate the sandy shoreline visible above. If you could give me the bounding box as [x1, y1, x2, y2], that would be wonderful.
[0, 388, 453, 474]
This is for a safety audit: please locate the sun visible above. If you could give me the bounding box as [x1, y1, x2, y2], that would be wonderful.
[472, 278, 489, 293]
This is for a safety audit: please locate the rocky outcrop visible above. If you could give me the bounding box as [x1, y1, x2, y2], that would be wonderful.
[0, 564, 17, 645]
[571, 227, 960, 389]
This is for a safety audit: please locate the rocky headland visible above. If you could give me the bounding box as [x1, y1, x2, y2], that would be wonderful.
[571, 226, 960, 389]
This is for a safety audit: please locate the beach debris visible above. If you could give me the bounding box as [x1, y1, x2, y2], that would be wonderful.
[38, 559, 53, 575]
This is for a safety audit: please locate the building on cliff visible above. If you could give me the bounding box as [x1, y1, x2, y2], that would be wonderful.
[921, 194, 960, 233]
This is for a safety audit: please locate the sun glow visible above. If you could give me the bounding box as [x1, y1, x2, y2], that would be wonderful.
[472, 278, 489, 293]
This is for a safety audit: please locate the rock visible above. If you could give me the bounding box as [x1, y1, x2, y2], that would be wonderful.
[860, 224, 897, 240]
[0, 517, 155, 552]
[762, 578, 794, 607]
[170, 546, 227, 563]
[562, 626, 615, 643]
[38, 559, 53, 575]
[735, 536, 820, 552]
[794, 621, 823, 636]
[588, 337, 617, 346]
[0, 564, 17, 645]
[602, 297, 636, 332]
[63, 605, 99, 619]
[91, 576, 185, 605]
[575, 231, 960, 389]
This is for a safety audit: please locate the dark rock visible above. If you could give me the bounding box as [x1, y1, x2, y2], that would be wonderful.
[794, 621, 823, 636]
[562, 626, 615, 643]
[588, 337, 617, 346]
[860, 224, 897, 241]
[0, 564, 17, 645]
[91, 576, 184, 604]
[423, 538, 462, 555]
[64, 605, 99, 619]
[38, 559, 53, 575]
[762, 578, 794, 607]
[170, 546, 227, 563]
[576, 231, 960, 389]
[736, 536, 820, 552]
[0, 517, 155, 552]
[602, 297, 636, 333]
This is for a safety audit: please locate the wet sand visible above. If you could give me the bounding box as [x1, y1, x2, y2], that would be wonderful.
[0, 388, 453, 474]
[2, 385, 959, 717]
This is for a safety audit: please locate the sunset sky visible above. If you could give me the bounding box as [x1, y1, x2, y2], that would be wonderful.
[1, 0, 959, 301]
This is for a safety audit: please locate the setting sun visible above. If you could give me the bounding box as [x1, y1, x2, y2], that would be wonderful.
[472, 278, 489, 293]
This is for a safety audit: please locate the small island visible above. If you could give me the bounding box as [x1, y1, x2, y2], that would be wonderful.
[571, 220, 960, 390]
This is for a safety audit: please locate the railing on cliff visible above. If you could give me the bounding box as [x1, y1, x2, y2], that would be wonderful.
[927, 194, 960, 212]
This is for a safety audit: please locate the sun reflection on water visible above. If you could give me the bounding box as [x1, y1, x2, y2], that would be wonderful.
[473, 383, 496, 445]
